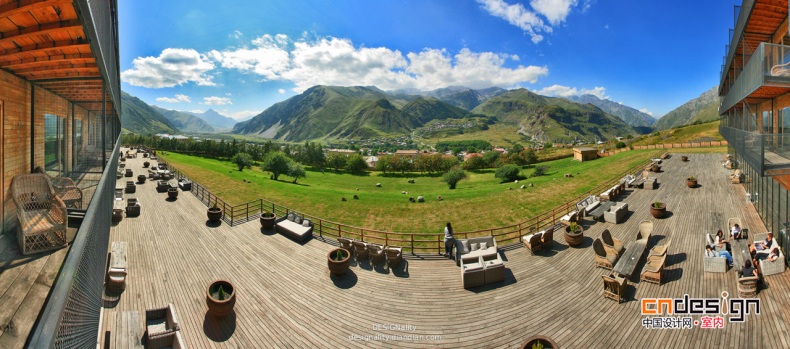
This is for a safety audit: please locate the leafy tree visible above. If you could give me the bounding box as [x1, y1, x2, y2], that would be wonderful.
[326, 153, 347, 172]
[231, 152, 254, 171]
[525, 148, 538, 166]
[442, 168, 467, 189]
[510, 143, 524, 155]
[625, 134, 633, 140]
[482, 151, 501, 167]
[495, 164, 521, 182]
[346, 154, 369, 174]
[288, 162, 306, 183]
[531, 165, 549, 178]
[462, 155, 486, 171]
[615, 141, 626, 149]
[262, 151, 290, 180]
[543, 142, 553, 149]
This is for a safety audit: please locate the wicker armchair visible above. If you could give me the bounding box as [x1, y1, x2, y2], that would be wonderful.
[649, 238, 672, 257]
[385, 246, 403, 267]
[522, 233, 542, 255]
[601, 229, 624, 255]
[126, 198, 141, 217]
[10, 174, 68, 255]
[594, 238, 619, 270]
[637, 221, 652, 243]
[338, 237, 354, 253]
[737, 271, 759, 298]
[35, 168, 84, 209]
[704, 248, 728, 273]
[352, 241, 369, 260]
[640, 254, 666, 284]
[125, 180, 136, 194]
[367, 243, 385, 264]
[147, 330, 184, 349]
[560, 211, 579, 227]
[146, 304, 181, 348]
[602, 274, 627, 303]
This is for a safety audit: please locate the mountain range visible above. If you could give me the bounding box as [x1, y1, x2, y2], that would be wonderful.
[652, 87, 719, 130]
[121, 84, 721, 143]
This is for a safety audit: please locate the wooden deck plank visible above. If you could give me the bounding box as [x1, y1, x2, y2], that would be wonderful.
[99, 150, 790, 348]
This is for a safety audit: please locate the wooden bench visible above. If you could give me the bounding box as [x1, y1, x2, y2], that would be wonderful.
[108, 242, 128, 293]
[112, 310, 143, 348]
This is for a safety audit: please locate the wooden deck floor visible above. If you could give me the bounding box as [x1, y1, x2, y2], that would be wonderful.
[102, 152, 790, 348]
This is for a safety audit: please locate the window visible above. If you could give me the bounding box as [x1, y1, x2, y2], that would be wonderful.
[762, 110, 773, 134]
[74, 119, 83, 170]
[44, 114, 65, 175]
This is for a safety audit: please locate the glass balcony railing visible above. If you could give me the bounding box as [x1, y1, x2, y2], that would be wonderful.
[720, 126, 790, 176]
[721, 43, 790, 114]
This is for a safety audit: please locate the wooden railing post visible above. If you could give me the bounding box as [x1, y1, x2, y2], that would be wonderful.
[319, 220, 323, 238]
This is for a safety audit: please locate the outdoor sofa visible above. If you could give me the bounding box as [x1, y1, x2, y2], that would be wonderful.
[275, 212, 313, 242]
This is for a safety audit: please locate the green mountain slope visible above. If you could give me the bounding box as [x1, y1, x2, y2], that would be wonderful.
[401, 97, 474, 123]
[152, 106, 215, 133]
[233, 86, 423, 141]
[472, 89, 636, 142]
[120, 92, 178, 134]
[653, 87, 718, 130]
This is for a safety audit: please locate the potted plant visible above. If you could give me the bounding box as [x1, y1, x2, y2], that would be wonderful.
[687, 176, 697, 188]
[260, 211, 276, 229]
[327, 248, 351, 275]
[651, 163, 661, 172]
[521, 335, 558, 349]
[137, 174, 146, 183]
[563, 221, 584, 246]
[207, 201, 223, 223]
[167, 187, 179, 200]
[206, 279, 236, 317]
[681, 155, 689, 162]
[650, 201, 667, 218]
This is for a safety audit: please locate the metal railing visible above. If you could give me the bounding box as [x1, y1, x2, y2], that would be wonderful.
[720, 125, 790, 176]
[160, 150, 662, 254]
[29, 139, 119, 348]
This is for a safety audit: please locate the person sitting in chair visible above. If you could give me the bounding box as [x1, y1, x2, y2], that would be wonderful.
[715, 230, 731, 253]
[730, 224, 743, 240]
[749, 232, 775, 254]
[742, 260, 758, 278]
[705, 245, 733, 267]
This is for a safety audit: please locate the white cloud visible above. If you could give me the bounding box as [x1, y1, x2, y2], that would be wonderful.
[530, 0, 577, 25]
[209, 34, 548, 92]
[278, 89, 285, 94]
[477, 0, 585, 43]
[155, 94, 191, 103]
[535, 84, 608, 99]
[202, 96, 232, 105]
[639, 108, 654, 116]
[229, 30, 243, 39]
[121, 48, 216, 88]
[221, 110, 260, 120]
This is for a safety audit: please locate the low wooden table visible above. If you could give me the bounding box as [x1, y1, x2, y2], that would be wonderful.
[112, 311, 143, 348]
[588, 201, 616, 221]
[613, 240, 648, 278]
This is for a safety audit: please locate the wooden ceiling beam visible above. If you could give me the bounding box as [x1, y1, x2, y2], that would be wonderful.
[0, 0, 73, 20]
[3, 57, 94, 70]
[0, 19, 82, 45]
[11, 61, 96, 74]
[26, 70, 100, 80]
[0, 52, 93, 67]
[0, 39, 88, 57]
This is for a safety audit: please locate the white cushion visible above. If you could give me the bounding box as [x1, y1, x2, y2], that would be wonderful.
[302, 219, 311, 227]
[480, 242, 488, 249]
[560, 214, 571, 221]
[523, 234, 534, 242]
[287, 213, 295, 221]
[470, 243, 479, 251]
[294, 216, 302, 224]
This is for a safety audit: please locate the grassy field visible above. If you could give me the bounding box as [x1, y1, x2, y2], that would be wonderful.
[631, 120, 723, 146]
[160, 149, 663, 234]
[420, 123, 531, 148]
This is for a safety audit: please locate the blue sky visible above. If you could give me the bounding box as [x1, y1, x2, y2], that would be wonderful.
[119, 0, 736, 120]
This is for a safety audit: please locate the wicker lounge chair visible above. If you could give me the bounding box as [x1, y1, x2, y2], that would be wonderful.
[541, 228, 554, 250]
[771, 61, 790, 77]
[522, 233, 543, 255]
[125, 168, 133, 177]
[108, 242, 127, 293]
[352, 241, 369, 260]
[157, 180, 170, 192]
[731, 169, 743, 184]
[602, 274, 627, 303]
[637, 221, 652, 243]
[737, 271, 759, 298]
[601, 229, 624, 255]
[367, 243, 385, 264]
[594, 238, 619, 269]
[753, 233, 785, 276]
[649, 238, 672, 257]
[385, 246, 403, 267]
[10, 174, 68, 255]
[640, 254, 666, 284]
[125, 180, 136, 193]
[338, 237, 354, 253]
[126, 198, 141, 217]
[559, 211, 579, 227]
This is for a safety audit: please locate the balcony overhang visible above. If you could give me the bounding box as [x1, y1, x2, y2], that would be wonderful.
[0, 0, 120, 113]
[720, 42, 790, 114]
[720, 126, 790, 176]
[720, 0, 787, 93]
